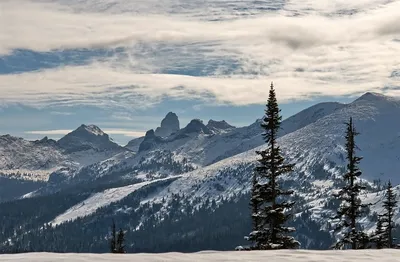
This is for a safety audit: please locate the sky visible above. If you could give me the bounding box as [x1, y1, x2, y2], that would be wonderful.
[0, 0, 399, 145]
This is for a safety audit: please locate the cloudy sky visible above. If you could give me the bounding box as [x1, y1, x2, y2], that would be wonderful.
[0, 0, 399, 145]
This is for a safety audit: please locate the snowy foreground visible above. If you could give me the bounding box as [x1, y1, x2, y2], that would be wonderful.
[1, 250, 400, 262]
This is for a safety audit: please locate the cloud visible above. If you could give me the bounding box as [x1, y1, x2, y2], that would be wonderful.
[2, 0, 400, 55]
[25, 129, 145, 137]
[102, 129, 145, 137]
[50, 111, 75, 116]
[1, 0, 400, 108]
[282, 0, 396, 15]
[25, 129, 73, 135]
[0, 61, 398, 108]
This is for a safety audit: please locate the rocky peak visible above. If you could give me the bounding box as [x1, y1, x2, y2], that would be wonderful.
[354, 92, 389, 103]
[181, 119, 212, 135]
[206, 120, 235, 131]
[0, 134, 20, 143]
[57, 124, 120, 153]
[144, 129, 156, 138]
[138, 129, 163, 152]
[76, 124, 105, 136]
[155, 112, 180, 137]
[34, 136, 58, 146]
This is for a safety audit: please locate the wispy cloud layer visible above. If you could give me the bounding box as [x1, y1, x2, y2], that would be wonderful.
[1, 0, 399, 108]
[25, 129, 73, 135]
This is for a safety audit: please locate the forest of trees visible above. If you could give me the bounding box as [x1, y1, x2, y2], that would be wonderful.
[0, 83, 399, 253]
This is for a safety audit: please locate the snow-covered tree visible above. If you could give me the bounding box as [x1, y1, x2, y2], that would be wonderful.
[332, 117, 369, 249]
[247, 82, 300, 250]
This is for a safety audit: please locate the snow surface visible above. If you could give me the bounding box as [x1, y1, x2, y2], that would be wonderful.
[1, 250, 400, 262]
[84, 125, 105, 136]
[0, 135, 66, 180]
[51, 176, 180, 225]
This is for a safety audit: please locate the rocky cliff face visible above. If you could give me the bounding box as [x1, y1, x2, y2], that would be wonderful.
[154, 112, 180, 137]
[138, 129, 164, 152]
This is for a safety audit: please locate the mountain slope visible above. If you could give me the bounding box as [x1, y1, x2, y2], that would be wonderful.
[48, 92, 400, 240]
[50, 176, 181, 225]
[0, 99, 344, 186]
[45, 94, 388, 227]
[0, 135, 65, 180]
[280, 92, 400, 183]
[0, 125, 128, 183]
[111, 102, 345, 181]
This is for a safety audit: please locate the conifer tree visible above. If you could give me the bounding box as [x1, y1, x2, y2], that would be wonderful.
[247, 82, 299, 250]
[382, 180, 397, 248]
[116, 228, 125, 253]
[372, 216, 386, 249]
[332, 117, 369, 249]
[110, 220, 117, 253]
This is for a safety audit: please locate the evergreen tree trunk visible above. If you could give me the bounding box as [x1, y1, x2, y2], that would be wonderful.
[247, 82, 299, 250]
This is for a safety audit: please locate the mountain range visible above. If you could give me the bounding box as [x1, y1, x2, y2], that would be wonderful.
[1, 92, 400, 252]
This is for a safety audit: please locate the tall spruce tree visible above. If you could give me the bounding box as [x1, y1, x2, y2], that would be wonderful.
[110, 220, 117, 253]
[332, 117, 368, 249]
[247, 82, 299, 250]
[382, 180, 398, 248]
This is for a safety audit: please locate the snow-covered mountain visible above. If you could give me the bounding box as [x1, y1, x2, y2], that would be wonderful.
[0, 96, 349, 190]
[136, 92, 400, 217]
[0, 124, 128, 182]
[124, 137, 144, 152]
[0, 135, 65, 180]
[0, 96, 345, 186]
[58, 124, 121, 153]
[2, 92, 400, 252]
[206, 119, 236, 133]
[111, 103, 344, 181]
[38, 92, 400, 243]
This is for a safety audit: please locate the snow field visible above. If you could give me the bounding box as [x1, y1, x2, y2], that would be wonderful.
[1, 250, 400, 262]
